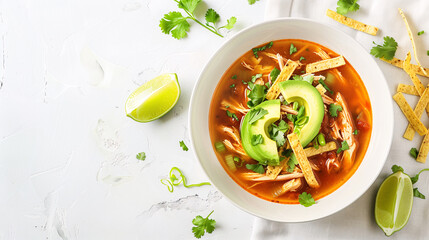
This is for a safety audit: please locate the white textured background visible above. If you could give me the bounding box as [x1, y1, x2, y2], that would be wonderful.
[1, 0, 429, 239]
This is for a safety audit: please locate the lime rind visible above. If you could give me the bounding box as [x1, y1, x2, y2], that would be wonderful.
[375, 171, 413, 236]
[125, 73, 180, 123]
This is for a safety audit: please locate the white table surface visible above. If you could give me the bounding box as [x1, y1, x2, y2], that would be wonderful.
[1, 0, 429, 239]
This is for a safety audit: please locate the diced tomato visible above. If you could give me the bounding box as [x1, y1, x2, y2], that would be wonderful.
[356, 119, 370, 131]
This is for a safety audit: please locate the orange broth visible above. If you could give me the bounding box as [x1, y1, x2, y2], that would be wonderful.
[209, 39, 372, 204]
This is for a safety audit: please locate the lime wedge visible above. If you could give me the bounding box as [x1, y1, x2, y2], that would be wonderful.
[375, 171, 413, 236]
[125, 73, 180, 122]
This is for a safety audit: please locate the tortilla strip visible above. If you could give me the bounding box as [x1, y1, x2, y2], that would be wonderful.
[266, 60, 298, 100]
[315, 84, 326, 95]
[304, 141, 337, 157]
[326, 9, 378, 36]
[392, 92, 428, 136]
[397, 84, 419, 96]
[306, 56, 345, 74]
[266, 158, 288, 180]
[398, 8, 428, 76]
[417, 133, 429, 163]
[381, 57, 429, 78]
[287, 133, 320, 188]
[403, 52, 425, 96]
[404, 88, 429, 140]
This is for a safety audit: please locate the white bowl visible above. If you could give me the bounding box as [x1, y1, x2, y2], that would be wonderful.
[189, 18, 393, 222]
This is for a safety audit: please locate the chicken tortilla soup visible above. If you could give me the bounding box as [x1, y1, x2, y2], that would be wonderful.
[209, 39, 372, 204]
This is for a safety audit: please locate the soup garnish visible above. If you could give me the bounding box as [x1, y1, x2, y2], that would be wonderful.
[209, 39, 372, 204]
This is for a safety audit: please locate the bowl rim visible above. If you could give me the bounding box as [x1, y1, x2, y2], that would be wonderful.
[188, 17, 394, 222]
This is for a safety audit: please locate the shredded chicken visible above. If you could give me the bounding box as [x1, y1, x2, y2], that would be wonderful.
[241, 60, 254, 71]
[220, 99, 249, 114]
[281, 105, 298, 115]
[220, 126, 241, 144]
[223, 139, 250, 160]
[322, 95, 335, 104]
[272, 178, 302, 198]
[241, 172, 304, 182]
[326, 154, 341, 174]
[277, 53, 284, 70]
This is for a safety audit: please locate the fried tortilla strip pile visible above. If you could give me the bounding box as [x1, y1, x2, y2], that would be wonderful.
[392, 92, 427, 136]
[381, 57, 429, 78]
[266, 158, 289, 180]
[397, 84, 419, 96]
[306, 56, 345, 74]
[266, 60, 298, 100]
[287, 133, 320, 188]
[417, 134, 429, 163]
[403, 89, 429, 140]
[326, 9, 378, 36]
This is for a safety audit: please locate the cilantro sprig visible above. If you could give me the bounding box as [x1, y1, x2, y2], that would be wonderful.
[136, 152, 146, 161]
[409, 148, 418, 159]
[246, 163, 265, 174]
[336, 0, 360, 16]
[329, 103, 343, 117]
[247, 108, 268, 124]
[192, 210, 216, 238]
[298, 192, 315, 207]
[160, 0, 236, 39]
[370, 36, 398, 60]
[337, 140, 350, 153]
[391, 165, 429, 199]
[180, 140, 189, 151]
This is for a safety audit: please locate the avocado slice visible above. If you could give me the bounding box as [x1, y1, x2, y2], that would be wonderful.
[241, 100, 280, 166]
[279, 80, 324, 147]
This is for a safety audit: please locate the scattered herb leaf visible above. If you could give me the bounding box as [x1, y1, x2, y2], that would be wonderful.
[179, 141, 189, 151]
[136, 152, 146, 161]
[219, 16, 237, 30]
[252, 41, 273, 58]
[247, 85, 266, 107]
[370, 36, 398, 60]
[161, 167, 211, 192]
[205, 8, 220, 25]
[391, 164, 404, 173]
[298, 192, 315, 207]
[418, 31, 425, 36]
[230, 84, 236, 88]
[287, 153, 299, 172]
[251, 73, 263, 82]
[290, 43, 297, 55]
[246, 163, 265, 174]
[413, 188, 426, 199]
[159, 11, 191, 39]
[337, 140, 350, 153]
[410, 148, 419, 160]
[270, 67, 281, 82]
[299, 56, 305, 61]
[410, 168, 429, 184]
[353, 129, 358, 135]
[247, 108, 269, 124]
[251, 134, 264, 146]
[232, 74, 237, 79]
[192, 210, 216, 239]
[226, 110, 239, 121]
[329, 104, 343, 117]
[336, 0, 360, 15]
[248, 0, 260, 5]
[292, 75, 304, 81]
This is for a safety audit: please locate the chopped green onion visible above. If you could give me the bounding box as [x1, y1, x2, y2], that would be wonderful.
[215, 142, 226, 152]
[293, 102, 299, 111]
[160, 167, 211, 192]
[224, 155, 237, 171]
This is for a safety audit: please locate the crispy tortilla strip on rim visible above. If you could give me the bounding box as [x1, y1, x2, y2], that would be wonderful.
[403, 88, 429, 140]
[266, 158, 289, 180]
[287, 133, 320, 188]
[306, 56, 345, 74]
[315, 84, 327, 95]
[403, 52, 425, 95]
[304, 141, 337, 157]
[398, 8, 428, 76]
[392, 92, 428, 136]
[397, 84, 419, 96]
[266, 60, 298, 100]
[326, 9, 378, 36]
[417, 133, 429, 163]
[381, 57, 429, 78]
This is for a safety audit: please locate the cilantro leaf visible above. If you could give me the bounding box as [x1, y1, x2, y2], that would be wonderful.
[251, 134, 264, 146]
[226, 110, 239, 121]
[292, 75, 304, 81]
[232, 74, 237, 79]
[251, 73, 263, 83]
[179, 141, 189, 151]
[252, 41, 273, 58]
[329, 104, 343, 117]
[290, 44, 297, 55]
[246, 163, 265, 174]
[270, 67, 281, 82]
[178, 0, 202, 15]
[299, 56, 305, 61]
[248, 0, 260, 5]
[247, 108, 268, 124]
[230, 84, 235, 88]
[205, 8, 220, 24]
[160, 12, 191, 39]
[319, 78, 334, 94]
[410, 148, 419, 159]
[278, 120, 288, 131]
[247, 85, 266, 107]
[413, 188, 426, 199]
[427, 50, 429, 56]
[418, 31, 425, 36]
[337, 140, 350, 153]
[192, 210, 216, 238]
[136, 152, 146, 161]
[370, 36, 398, 60]
[353, 129, 358, 135]
[298, 192, 315, 207]
[233, 156, 244, 167]
[410, 168, 429, 184]
[220, 16, 237, 30]
[287, 154, 299, 172]
[268, 121, 288, 147]
[391, 165, 404, 173]
[336, 0, 360, 15]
